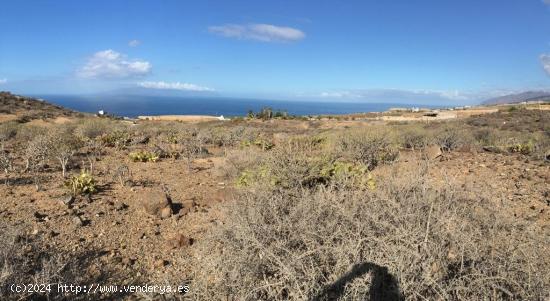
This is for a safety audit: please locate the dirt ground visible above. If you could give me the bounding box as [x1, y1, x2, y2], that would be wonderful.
[0, 104, 548, 299]
[1, 124, 548, 291]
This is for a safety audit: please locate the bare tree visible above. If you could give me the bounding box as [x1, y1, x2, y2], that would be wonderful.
[83, 138, 103, 175]
[49, 128, 82, 178]
[180, 130, 206, 172]
[24, 135, 51, 190]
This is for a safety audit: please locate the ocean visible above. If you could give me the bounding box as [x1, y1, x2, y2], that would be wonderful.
[34, 94, 431, 118]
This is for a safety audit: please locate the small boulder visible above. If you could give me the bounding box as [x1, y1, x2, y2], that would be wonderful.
[423, 145, 442, 160]
[73, 216, 83, 227]
[114, 202, 127, 211]
[140, 188, 172, 218]
[154, 259, 169, 268]
[483, 146, 502, 153]
[62, 195, 75, 206]
[160, 207, 172, 219]
[167, 233, 193, 249]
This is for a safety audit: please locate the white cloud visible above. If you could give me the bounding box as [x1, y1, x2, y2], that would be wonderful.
[0, 79, 6, 84]
[138, 81, 214, 92]
[314, 88, 501, 104]
[77, 49, 152, 79]
[208, 23, 305, 42]
[540, 54, 550, 76]
[128, 40, 141, 47]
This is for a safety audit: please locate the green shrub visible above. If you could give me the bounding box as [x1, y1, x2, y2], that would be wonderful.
[65, 171, 97, 196]
[320, 161, 375, 190]
[128, 150, 159, 162]
[508, 141, 534, 155]
[240, 137, 274, 151]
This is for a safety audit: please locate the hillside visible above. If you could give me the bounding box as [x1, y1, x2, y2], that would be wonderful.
[482, 91, 550, 105]
[0, 91, 82, 122]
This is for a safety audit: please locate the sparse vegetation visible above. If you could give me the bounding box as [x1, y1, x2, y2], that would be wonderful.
[0, 97, 548, 300]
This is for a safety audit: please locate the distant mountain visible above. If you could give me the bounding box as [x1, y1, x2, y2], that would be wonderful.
[482, 91, 550, 105]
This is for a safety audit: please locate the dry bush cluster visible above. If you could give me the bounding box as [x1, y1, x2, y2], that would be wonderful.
[335, 129, 400, 170]
[192, 158, 549, 300]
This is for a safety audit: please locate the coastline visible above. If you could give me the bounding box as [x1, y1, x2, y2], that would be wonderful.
[137, 115, 227, 122]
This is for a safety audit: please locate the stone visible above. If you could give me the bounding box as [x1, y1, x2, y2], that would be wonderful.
[73, 216, 83, 227]
[34, 212, 48, 222]
[160, 207, 172, 219]
[62, 195, 75, 206]
[168, 233, 193, 249]
[154, 259, 168, 268]
[122, 257, 136, 266]
[483, 146, 502, 153]
[423, 145, 442, 160]
[114, 202, 127, 211]
[140, 188, 172, 218]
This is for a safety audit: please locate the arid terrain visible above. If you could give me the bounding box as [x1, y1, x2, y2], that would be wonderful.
[0, 93, 549, 300]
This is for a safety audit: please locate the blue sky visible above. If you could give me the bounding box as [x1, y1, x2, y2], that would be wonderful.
[1, 0, 550, 104]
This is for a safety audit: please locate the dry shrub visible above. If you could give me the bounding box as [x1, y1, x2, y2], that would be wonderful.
[254, 142, 333, 189]
[191, 162, 549, 300]
[0, 121, 19, 142]
[434, 125, 472, 151]
[0, 143, 14, 184]
[74, 118, 113, 140]
[16, 124, 48, 144]
[335, 129, 399, 170]
[208, 126, 246, 154]
[398, 126, 431, 150]
[215, 148, 265, 180]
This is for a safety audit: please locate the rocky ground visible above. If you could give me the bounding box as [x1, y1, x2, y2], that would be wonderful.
[1, 144, 548, 296]
[0, 101, 548, 300]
